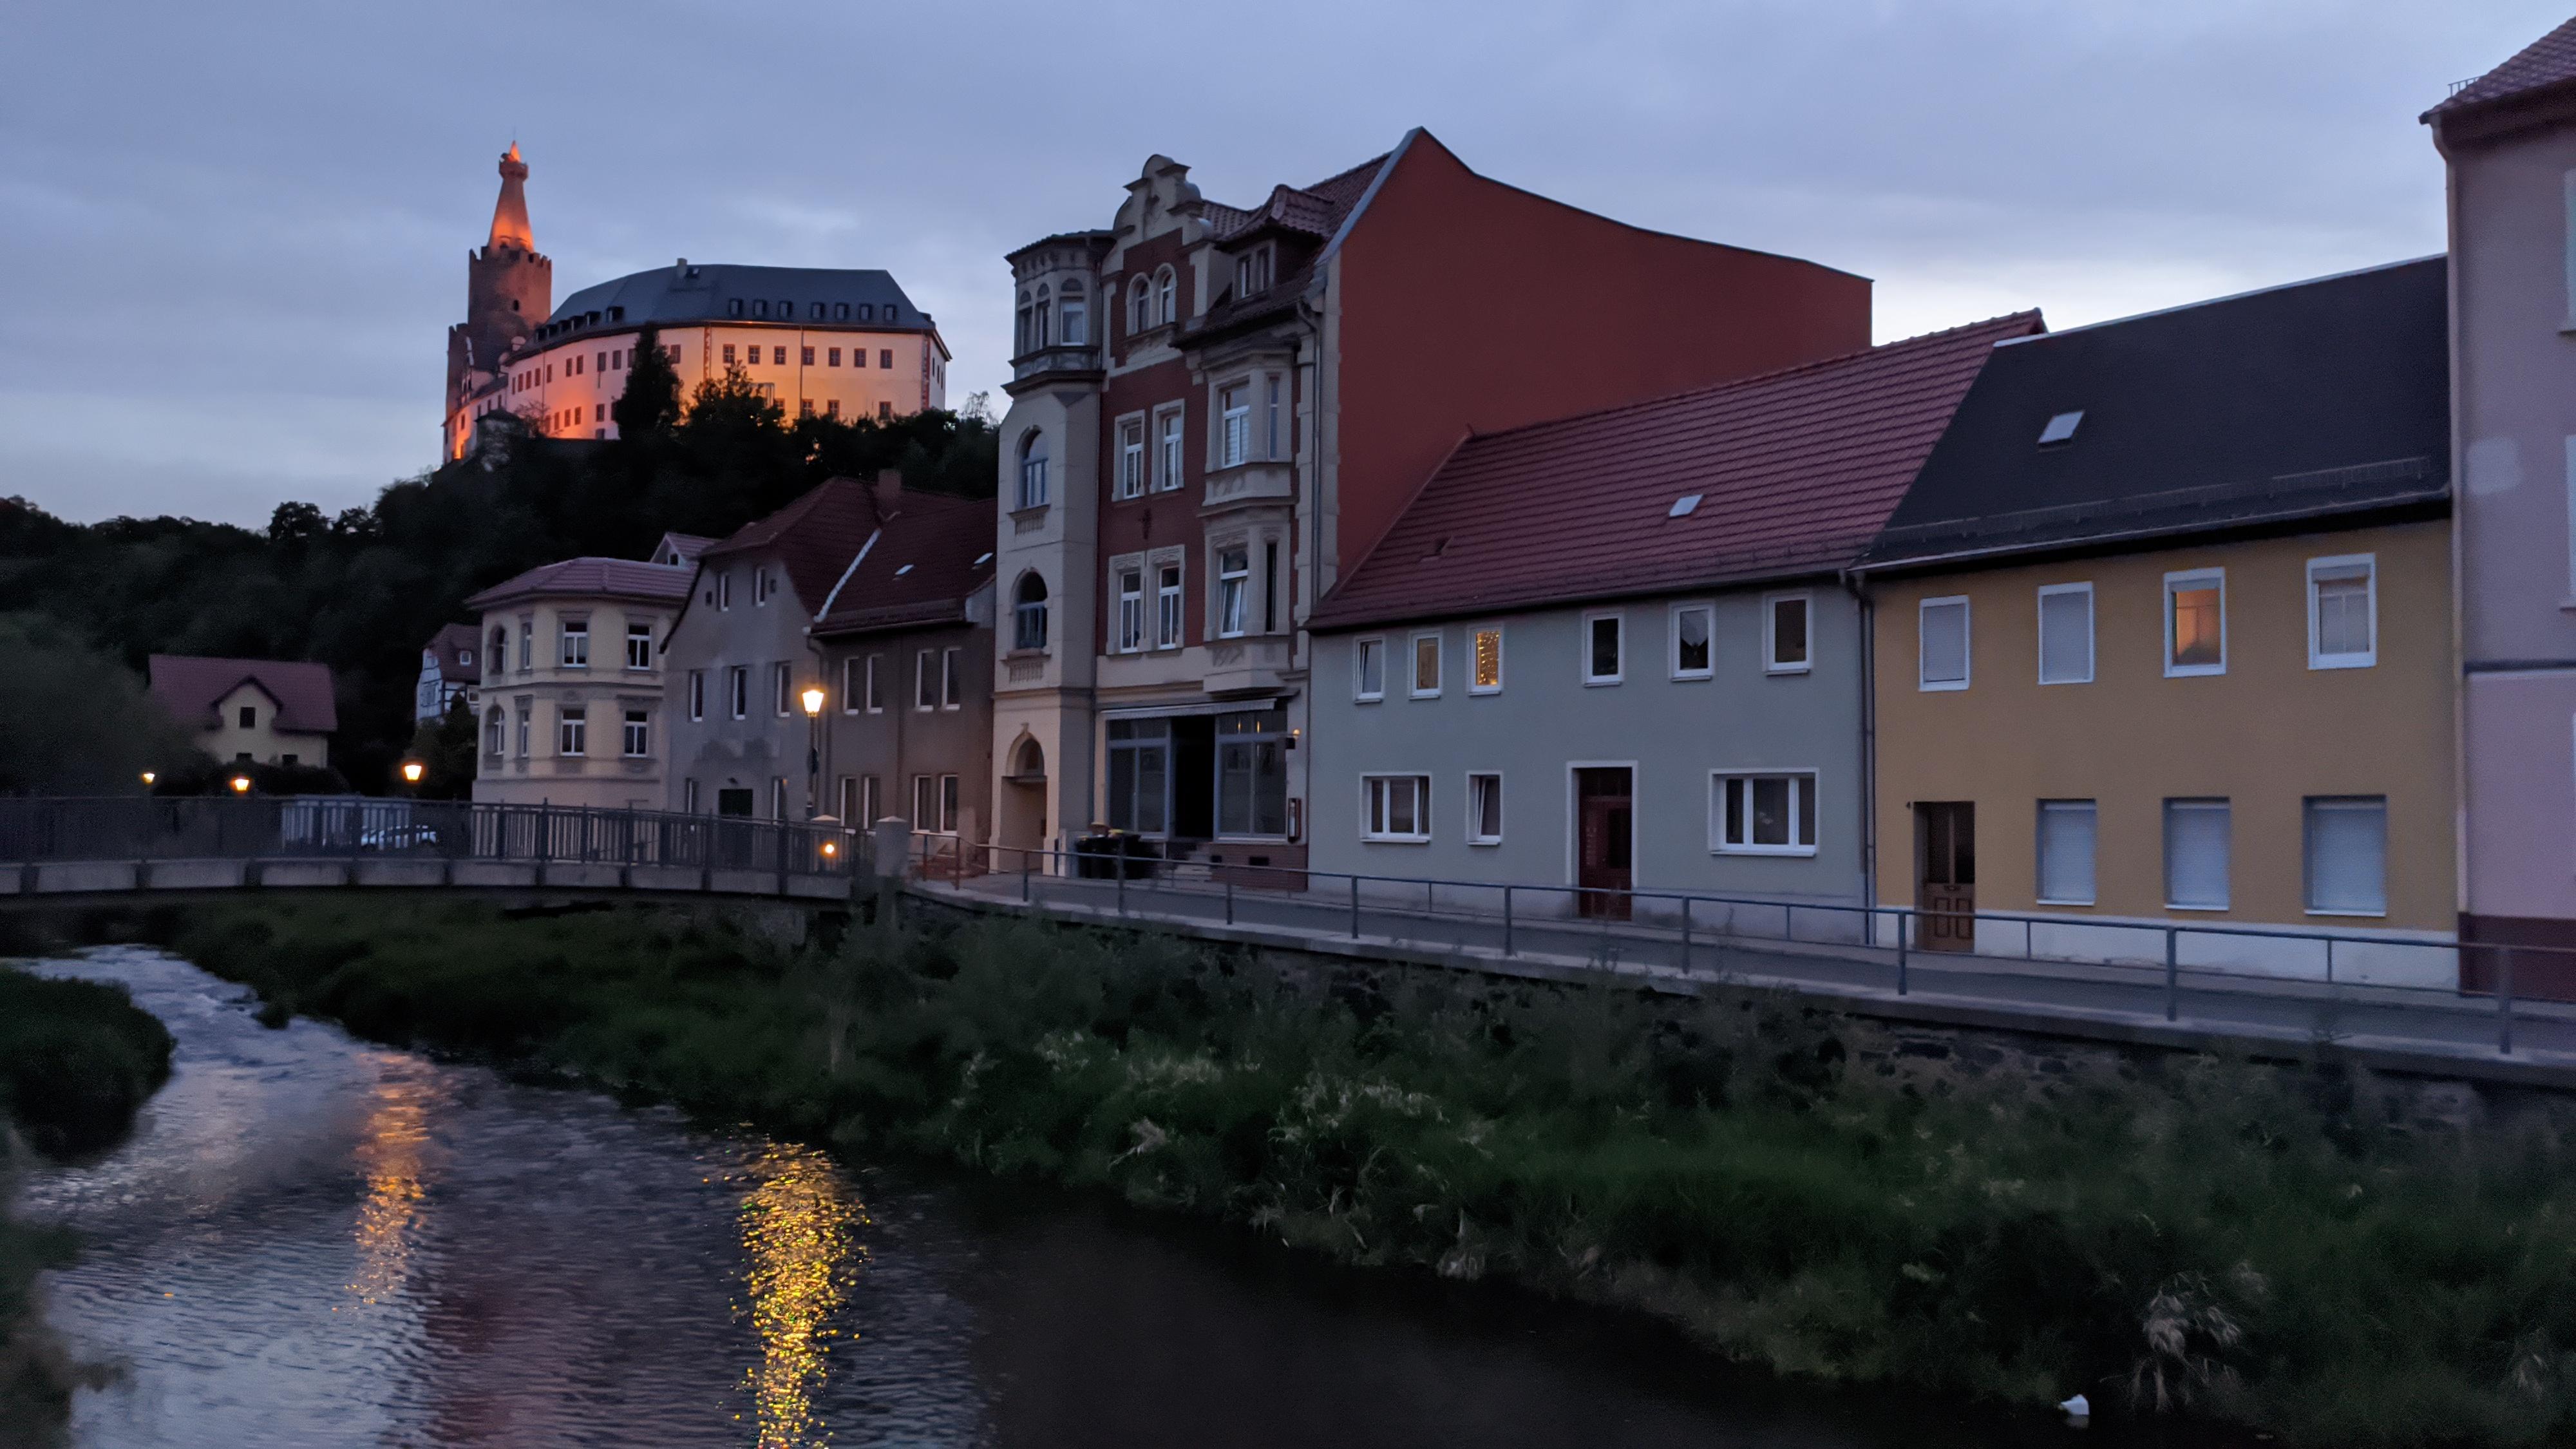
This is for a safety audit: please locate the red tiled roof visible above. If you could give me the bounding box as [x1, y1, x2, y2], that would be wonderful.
[1309, 312, 2045, 629]
[1212, 153, 1392, 245]
[701, 477, 884, 614]
[2429, 17, 2576, 116]
[425, 622, 481, 684]
[149, 654, 338, 734]
[812, 492, 998, 636]
[460, 556, 694, 611]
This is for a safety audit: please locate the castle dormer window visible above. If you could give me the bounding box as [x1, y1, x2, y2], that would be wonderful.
[835, 302, 849, 321]
[752, 299, 768, 319]
[728, 299, 744, 318]
[775, 298, 789, 316]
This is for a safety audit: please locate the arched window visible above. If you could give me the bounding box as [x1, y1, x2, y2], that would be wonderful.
[1015, 290, 1032, 355]
[1155, 266, 1177, 326]
[1014, 736, 1046, 779]
[1018, 430, 1049, 511]
[1014, 573, 1050, 651]
[1034, 283, 1051, 352]
[483, 706, 504, 756]
[1130, 276, 1151, 335]
[1059, 279, 1086, 346]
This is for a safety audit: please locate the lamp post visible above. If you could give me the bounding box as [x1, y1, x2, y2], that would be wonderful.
[229, 774, 252, 796]
[399, 759, 425, 793]
[799, 685, 826, 819]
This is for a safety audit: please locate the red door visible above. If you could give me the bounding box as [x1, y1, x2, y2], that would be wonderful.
[1916, 802, 1976, 952]
[1577, 768, 1633, 920]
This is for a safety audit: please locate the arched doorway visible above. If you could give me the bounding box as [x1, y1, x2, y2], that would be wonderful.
[998, 732, 1048, 865]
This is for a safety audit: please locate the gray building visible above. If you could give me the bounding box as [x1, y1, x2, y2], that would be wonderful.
[1303, 315, 2038, 925]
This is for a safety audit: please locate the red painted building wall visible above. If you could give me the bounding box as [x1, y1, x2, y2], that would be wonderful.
[1330, 133, 1872, 577]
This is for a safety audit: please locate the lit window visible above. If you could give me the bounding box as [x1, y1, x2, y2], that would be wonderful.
[1217, 548, 1249, 638]
[1410, 633, 1441, 698]
[1466, 772, 1502, 845]
[1671, 603, 1712, 679]
[2038, 584, 2093, 685]
[1918, 597, 1969, 691]
[2308, 555, 2376, 669]
[1363, 774, 1432, 842]
[2164, 570, 2226, 676]
[1765, 592, 1811, 673]
[1711, 772, 1817, 855]
[1584, 613, 1622, 685]
[2037, 800, 2097, 904]
[2304, 796, 2387, 915]
[1470, 627, 1502, 693]
[1354, 638, 1386, 701]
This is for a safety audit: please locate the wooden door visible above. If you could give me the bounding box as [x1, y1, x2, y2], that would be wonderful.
[1576, 768, 1633, 920]
[1916, 802, 1976, 952]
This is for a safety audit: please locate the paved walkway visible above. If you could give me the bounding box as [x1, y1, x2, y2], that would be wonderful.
[914, 871, 2576, 1089]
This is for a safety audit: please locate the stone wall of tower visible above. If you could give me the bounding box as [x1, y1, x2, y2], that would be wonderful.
[458, 243, 549, 391]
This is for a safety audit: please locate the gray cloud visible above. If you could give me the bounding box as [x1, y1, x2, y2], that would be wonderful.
[1, 0, 2559, 524]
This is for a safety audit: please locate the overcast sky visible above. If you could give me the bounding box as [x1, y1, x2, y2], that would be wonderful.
[0, 2, 2562, 527]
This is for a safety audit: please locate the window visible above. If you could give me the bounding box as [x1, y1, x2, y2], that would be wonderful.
[799, 399, 815, 419]
[717, 572, 732, 610]
[852, 346, 867, 368]
[1264, 541, 1280, 634]
[1354, 638, 1386, 701]
[1918, 597, 1970, 691]
[1157, 411, 1184, 491]
[878, 402, 891, 421]
[1764, 592, 1811, 673]
[483, 707, 504, 755]
[1156, 266, 1177, 325]
[826, 400, 840, 419]
[840, 655, 863, 712]
[2037, 583, 2094, 685]
[911, 773, 961, 833]
[775, 346, 788, 366]
[828, 347, 842, 367]
[728, 666, 748, 719]
[625, 621, 653, 670]
[1470, 627, 1502, 693]
[2163, 799, 2231, 910]
[1466, 772, 1503, 845]
[1116, 419, 1145, 498]
[1106, 718, 1169, 833]
[1363, 775, 1432, 842]
[519, 620, 533, 665]
[723, 343, 737, 366]
[558, 706, 587, 757]
[802, 346, 815, 366]
[489, 627, 507, 670]
[1018, 431, 1049, 510]
[1410, 632, 1441, 697]
[515, 700, 531, 756]
[2306, 797, 2388, 915]
[1235, 246, 1273, 297]
[1220, 384, 1251, 467]
[687, 669, 706, 721]
[1117, 569, 1145, 652]
[843, 774, 880, 825]
[1217, 547, 1249, 638]
[1265, 377, 1282, 460]
[914, 649, 937, 710]
[560, 620, 589, 668]
[864, 654, 883, 712]
[772, 777, 788, 822]
[1014, 573, 1049, 651]
[1671, 603, 1713, 679]
[1216, 706, 1289, 837]
[1711, 772, 1817, 855]
[1129, 276, 1151, 334]
[685, 779, 701, 813]
[1060, 279, 1086, 346]
[622, 710, 650, 758]
[2308, 555, 2376, 669]
[238, 705, 256, 729]
[879, 350, 892, 370]
[2036, 800, 2098, 905]
[1584, 612, 1622, 685]
[762, 661, 786, 717]
[1156, 564, 1182, 649]
[942, 647, 961, 708]
[2164, 569, 2226, 676]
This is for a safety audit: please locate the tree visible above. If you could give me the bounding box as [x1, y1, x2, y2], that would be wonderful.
[267, 500, 325, 547]
[0, 613, 197, 795]
[612, 325, 683, 438]
[403, 696, 480, 799]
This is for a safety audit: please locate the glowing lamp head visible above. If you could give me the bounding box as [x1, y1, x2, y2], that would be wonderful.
[400, 760, 425, 784]
[820, 840, 838, 857]
[140, 771, 156, 786]
[229, 775, 252, 795]
[800, 686, 826, 717]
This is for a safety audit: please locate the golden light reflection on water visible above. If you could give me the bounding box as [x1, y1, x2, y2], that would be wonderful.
[735, 1142, 867, 1447]
[349, 1070, 436, 1306]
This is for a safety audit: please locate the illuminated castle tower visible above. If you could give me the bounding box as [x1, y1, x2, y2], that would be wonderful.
[444, 144, 552, 459]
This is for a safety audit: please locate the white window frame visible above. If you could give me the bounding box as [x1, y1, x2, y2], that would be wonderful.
[621, 709, 650, 759]
[941, 646, 961, 710]
[914, 649, 937, 711]
[2034, 799, 2098, 906]
[1114, 416, 1146, 500]
[1156, 562, 1184, 649]
[2163, 568, 2228, 678]
[558, 705, 587, 757]
[1582, 610, 1624, 687]
[2036, 582, 2094, 686]
[1917, 595, 1971, 692]
[1354, 636, 1386, 703]
[560, 620, 589, 669]
[1361, 773, 1434, 843]
[1218, 383, 1251, 468]
[728, 666, 748, 720]
[1117, 567, 1145, 652]
[1465, 771, 1504, 846]
[1154, 406, 1185, 492]
[1708, 770, 1819, 856]
[2306, 553, 2378, 670]
[1465, 625, 1504, 695]
[1669, 601, 1714, 681]
[687, 669, 705, 722]
[1216, 547, 1249, 638]
[1409, 632, 1442, 699]
[1763, 591, 1812, 675]
[772, 661, 792, 719]
[864, 654, 883, 714]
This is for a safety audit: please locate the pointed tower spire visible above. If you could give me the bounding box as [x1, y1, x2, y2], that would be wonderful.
[488, 142, 533, 252]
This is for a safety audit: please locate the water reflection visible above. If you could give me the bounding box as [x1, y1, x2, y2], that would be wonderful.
[348, 1069, 439, 1308]
[734, 1142, 866, 1448]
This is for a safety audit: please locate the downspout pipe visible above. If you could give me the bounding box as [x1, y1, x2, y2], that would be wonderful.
[1841, 565, 1877, 947]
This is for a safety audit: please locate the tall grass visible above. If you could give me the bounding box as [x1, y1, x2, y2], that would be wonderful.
[171, 899, 2576, 1446]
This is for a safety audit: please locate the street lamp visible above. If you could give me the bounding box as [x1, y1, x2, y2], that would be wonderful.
[400, 759, 425, 787]
[800, 685, 826, 819]
[139, 771, 155, 787]
[229, 774, 252, 795]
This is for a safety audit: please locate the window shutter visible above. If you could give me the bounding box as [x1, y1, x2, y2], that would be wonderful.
[2037, 801, 2096, 903]
[2038, 590, 2092, 683]
[2306, 799, 2387, 914]
[2164, 801, 2231, 909]
[1920, 599, 1969, 687]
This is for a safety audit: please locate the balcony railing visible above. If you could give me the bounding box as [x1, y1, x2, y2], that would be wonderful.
[1009, 344, 1103, 385]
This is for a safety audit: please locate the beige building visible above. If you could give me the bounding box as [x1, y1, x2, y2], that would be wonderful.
[464, 555, 694, 809]
[147, 655, 336, 770]
[1860, 260, 2456, 983]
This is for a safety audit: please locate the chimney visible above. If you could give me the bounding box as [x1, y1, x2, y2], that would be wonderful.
[873, 468, 903, 517]
[674, 257, 688, 280]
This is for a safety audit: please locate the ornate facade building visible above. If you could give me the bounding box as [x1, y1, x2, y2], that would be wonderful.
[441, 147, 951, 460]
[987, 129, 1875, 876]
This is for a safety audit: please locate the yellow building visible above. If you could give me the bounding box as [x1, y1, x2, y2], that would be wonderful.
[462, 554, 694, 810]
[147, 655, 337, 771]
[1859, 260, 2456, 985]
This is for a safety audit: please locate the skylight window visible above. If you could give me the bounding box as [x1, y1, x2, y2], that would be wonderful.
[895, 564, 914, 576]
[1669, 494, 1703, 518]
[973, 551, 993, 567]
[2038, 411, 2084, 446]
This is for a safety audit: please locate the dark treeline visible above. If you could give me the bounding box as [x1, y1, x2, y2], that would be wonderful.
[0, 355, 997, 794]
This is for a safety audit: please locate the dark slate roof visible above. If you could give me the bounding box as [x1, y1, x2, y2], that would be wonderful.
[1866, 258, 2450, 570]
[425, 622, 482, 684]
[460, 557, 696, 610]
[813, 493, 998, 636]
[149, 655, 338, 734]
[541, 263, 933, 335]
[701, 477, 886, 616]
[2427, 17, 2576, 117]
[1309, 312, 2043, 630]
[652, 532, 716, 567]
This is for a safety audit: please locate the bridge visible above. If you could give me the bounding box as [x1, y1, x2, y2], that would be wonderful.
[0, 797, 864, 907]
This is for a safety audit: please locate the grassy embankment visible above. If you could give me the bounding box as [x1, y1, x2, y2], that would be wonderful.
[169, 897, 2576, 1447]
[0, 963, 175, 1444]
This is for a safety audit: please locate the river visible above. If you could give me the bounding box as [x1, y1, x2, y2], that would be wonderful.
[11, 947, 2192, 1448]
